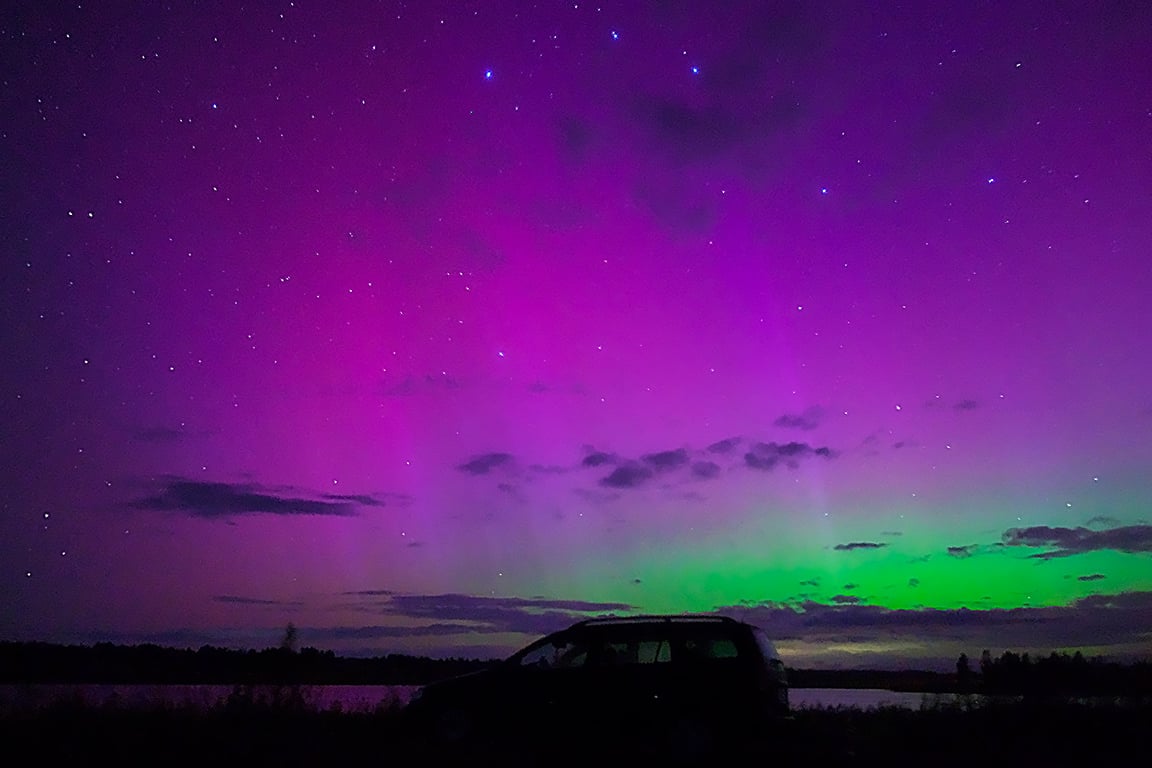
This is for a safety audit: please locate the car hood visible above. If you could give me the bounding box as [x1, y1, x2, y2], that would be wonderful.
[411, 664, 506, 703]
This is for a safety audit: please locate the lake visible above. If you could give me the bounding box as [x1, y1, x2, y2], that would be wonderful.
[0, 683, 975, 714]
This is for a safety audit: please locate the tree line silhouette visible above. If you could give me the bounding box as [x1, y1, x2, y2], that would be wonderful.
[954, 649, 1152, 696]
[0, 640, 492, 685]
[2, 638, 1149, 694]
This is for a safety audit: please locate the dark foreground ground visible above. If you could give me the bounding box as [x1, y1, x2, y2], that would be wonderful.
[2, 698, 1147, 767]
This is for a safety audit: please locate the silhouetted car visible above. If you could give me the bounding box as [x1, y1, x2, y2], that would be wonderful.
[404, 614, 788, 756]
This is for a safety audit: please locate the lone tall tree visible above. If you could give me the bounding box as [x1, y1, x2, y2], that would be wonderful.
[956, 652, 972, 690]
[280, 622, 298, 653]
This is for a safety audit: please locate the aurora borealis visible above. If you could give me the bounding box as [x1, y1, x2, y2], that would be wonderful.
[3, 1, 1151, 668]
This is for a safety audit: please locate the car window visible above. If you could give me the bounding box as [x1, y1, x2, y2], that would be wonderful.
[518, 637, 589, 669]
[706, 638, 740, 658]
[681, 635, 740, 661]
[591, 637, 672, 665]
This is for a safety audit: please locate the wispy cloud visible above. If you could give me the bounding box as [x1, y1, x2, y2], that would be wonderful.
[706, 437, 741, 454]
[383, 373, 464, 397]
[717, 590, 1152, 654]
[691, 460, 721, 480]
[1086, 515, 1121, 528]
[350, 593, 637, 637]
[132, 426, 188, 443]
[773, 406, 824, 430]
[581, 450, 616, 467]
[322, 493, 394, 508]
[213, 595, 303, 607]
[457, 453, 515, 475]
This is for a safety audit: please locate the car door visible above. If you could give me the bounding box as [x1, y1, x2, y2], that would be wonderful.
[502, 631, 595, 734]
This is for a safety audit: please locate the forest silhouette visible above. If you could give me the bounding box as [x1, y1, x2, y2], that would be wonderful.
[3, 639, 1149, 695]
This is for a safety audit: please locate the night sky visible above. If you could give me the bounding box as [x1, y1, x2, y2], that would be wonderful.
[3, 1, 1151, 668]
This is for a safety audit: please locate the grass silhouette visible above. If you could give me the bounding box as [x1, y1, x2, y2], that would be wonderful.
[2, 695, 1147, 766]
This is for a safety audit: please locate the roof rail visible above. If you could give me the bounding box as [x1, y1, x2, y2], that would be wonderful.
[574, 614, 738, 627]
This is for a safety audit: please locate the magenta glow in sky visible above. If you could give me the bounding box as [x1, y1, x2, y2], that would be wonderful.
[3, 1, 1151, 667]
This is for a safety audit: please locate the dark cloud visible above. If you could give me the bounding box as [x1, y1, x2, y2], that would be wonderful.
[213, 595, 302, 607]
[833, 542, 887, 552]
[744, 441, 833, 470]
[373, 593, 636, 637]
[559, 115, 594, 163]
[716, 591, 1152, 653]
[457, 452, 514, 475]
[913, 67, 1020, 163]
[636, 3, 822, 168]
[691, 460, 721, 480]
[643, 97, 799, 165]
[799, 578, 821, 587]
[1078, 574, 1106, 582]
[947, 545, 977, 558]
[634, 177, 718, 232]
[707, 437, 741, 454]
[831, 594, 861, 605]
[600, 462, 654, 489]
[843, 583, 858, 590]
[908, 578, 921, 587]
[325, 622, 487, 640]
[773, 406, 824, 430]
[135, 479, 358, 518]
[1002, 524, 1152, 559]
[744, 452, 779, 471]
[641, 448, 690, 472]
[390, 594, 633, 615]
[581, 451, 616, 468]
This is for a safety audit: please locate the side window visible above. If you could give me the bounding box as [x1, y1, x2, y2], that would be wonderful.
[708, 638, 739, 658]
[672, 635, 737, 663]
[518, 637, 588, 669]
[636, 639, 671, 663]
[595, 638, 671, 665]
[682, 636, 738, 661]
